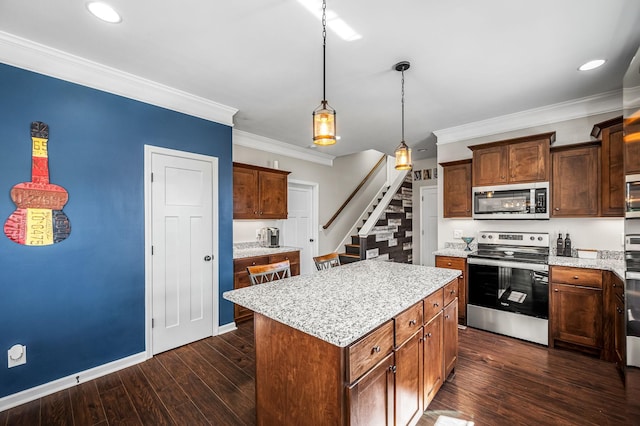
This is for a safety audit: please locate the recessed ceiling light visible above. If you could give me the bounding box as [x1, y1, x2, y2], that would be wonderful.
[86, 2, 122, 23]
[578, 59, 606, 71]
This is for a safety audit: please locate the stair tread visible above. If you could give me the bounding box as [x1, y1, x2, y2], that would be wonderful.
[345, 244, 360, 248]
[339, 253, 360, 258]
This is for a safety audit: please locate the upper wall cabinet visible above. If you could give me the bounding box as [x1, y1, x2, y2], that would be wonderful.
[551, 142, 600, 217]
[625, 114, 640, 175]
[440, 160, 472, 218]
[233, 162, 290, 219]
[469, 132, 555, 187]
[592, 116, 624, 217]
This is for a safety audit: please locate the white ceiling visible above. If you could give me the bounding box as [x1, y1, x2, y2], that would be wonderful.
[1, 0, 639, 160]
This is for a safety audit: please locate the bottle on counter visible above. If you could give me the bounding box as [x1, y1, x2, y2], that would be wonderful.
[564, 233, 572, 257]
[556, 233, 564, 257]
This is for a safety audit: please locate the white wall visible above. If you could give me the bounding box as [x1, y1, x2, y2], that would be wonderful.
[411, 157, 438, 263]
[233, 145, 388, 254]
[435, 110, 625, 252]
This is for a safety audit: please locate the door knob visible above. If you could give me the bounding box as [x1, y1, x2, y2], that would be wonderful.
[204, 255, 212, 261]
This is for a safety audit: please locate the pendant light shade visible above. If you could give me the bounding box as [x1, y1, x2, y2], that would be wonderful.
[394, 61, 412, 170]
[394, 140, 412, 170]
[313, 0, 337, 146]
[313, 100, 336, 145]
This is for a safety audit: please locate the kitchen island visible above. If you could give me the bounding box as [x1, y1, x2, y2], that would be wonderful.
[223, 260, 461, 425]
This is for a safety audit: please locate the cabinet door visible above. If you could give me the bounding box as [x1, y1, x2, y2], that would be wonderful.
[233, 166, 258, 218]
[508, 139, 549, 183]
[614, 294, 625, 366]
[472, 146, 507, 186]
[601, 123, 624, 216]
[348, 353, 394, 426]
[394, 330, 424, 426]
[625, 117, 640, 174]
[423, 311, 443, 407]
[258, 170, 288, 218]
[551, 283, 603, 349]
[443, 300, 458, 379]
[442, 161, 472, 218]
[551, 145, 600, 217]
[435, 257, 466, 325]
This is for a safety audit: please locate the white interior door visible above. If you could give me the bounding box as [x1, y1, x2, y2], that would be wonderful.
[421, 186, 438, 266]
[281, 181, 317, 275]
[149, 149, 218, 354]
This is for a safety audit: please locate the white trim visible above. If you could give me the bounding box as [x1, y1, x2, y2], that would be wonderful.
[0, 352, 146, 412]
[434, 89, 622, 145]
[144, 145, 220, 359]
[218, 322, 238, 335]
[233, 129, 335, 166]
[0, 31, 237, 126]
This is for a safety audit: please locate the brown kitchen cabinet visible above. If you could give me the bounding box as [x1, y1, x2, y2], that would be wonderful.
[233, 162, 290, 219]
[443, 280, 459, 379]
[435, 255, 467, 325]
[549, 266, 603, 356]
[551, 142, 601, 217]
[394, 327, 424, 426]
[469, 132, 554, 187]
[625, 114, 640, 174]
[592, 116, 624, 216]
[603, 271, 626, 368]
[440, 160, 472, 218]
[348, 352, 395, 425]
[422, 310, 443, 407]
[232, 250, 300, 322]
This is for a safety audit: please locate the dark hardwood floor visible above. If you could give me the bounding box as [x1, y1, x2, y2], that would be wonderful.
[1, 322, 633, 426]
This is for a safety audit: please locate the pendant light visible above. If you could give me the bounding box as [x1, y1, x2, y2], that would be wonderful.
[394, 61, 412, 170]
[312, 0, 337, 146]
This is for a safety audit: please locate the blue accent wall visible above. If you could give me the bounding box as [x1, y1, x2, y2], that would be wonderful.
[0, 63, 234, 398]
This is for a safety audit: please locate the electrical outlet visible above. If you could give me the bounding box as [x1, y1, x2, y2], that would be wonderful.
[8, 344, 26, 368]
[453, 229, 463, 239]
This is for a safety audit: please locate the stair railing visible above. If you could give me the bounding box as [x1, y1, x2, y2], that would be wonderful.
[322, 154, 387, 230]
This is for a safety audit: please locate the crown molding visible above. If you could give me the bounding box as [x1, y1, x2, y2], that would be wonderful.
[233, 129, 335, 166]
[434, 89, 622, 145]
[0, 31, 237, 126]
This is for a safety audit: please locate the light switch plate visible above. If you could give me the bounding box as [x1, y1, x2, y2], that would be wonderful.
[453, 229, 463, 239]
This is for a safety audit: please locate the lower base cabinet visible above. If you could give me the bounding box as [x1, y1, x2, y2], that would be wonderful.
[254, 278, 459, 426]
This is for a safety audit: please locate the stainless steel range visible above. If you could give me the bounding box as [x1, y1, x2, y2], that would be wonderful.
[626, 234, 640, 367]
[467, 231, 550, 345]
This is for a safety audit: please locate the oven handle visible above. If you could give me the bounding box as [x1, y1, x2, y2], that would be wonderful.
[467, 257, 548, 272]
[627, 271, 640, 280]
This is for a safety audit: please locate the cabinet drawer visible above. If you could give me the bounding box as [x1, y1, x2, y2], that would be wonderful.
[424, 288, 444, 323]
[234, 256, 269, 273]
[269, 251, 300, 265]
[552, 266, 602, 288]
[443, 279, 459, 306]
[395, 301, 423, 347]
[347, 320, 394, 383]
[436, 256, 465, 271]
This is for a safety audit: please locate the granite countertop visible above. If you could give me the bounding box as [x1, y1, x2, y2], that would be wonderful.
[548, 256, 625, 281]
[223, 260, 460, 347]
[233, 242, 301, 259]
[433, 248, 476, 258]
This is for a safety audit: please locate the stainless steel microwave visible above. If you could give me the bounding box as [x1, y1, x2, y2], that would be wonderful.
[472, 182, 549, 220]
[627, 174, 640, 218]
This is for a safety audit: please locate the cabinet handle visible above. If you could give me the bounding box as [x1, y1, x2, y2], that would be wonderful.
[501, 175, 506, 179]
[372, 345, 381, 354]
[409, 319, 417, 326]
[450, 289, 456, 294]
[447, 262, 452, 266]
[426, 332, 432, 338]
[555, 207, 560, 211]
[617, 307, 623, 314]
[259, 211, 263, 214]
[554, 288, 558, 292]
[433, 302, 439, 307]
[573, 276, 579, 280]
[445, 315, 450, 319]
[459, 275, 464, 279]
[389, 365, 397, 373]
[253, 211, 257, 214]
[252, 262, 256, 265]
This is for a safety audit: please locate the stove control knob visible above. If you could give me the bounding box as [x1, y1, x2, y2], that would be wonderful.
[488, 235, 493, 239]
[538, 236, 543, 241]
[530, 236, 535, 241]
[481, 234, 487, 239]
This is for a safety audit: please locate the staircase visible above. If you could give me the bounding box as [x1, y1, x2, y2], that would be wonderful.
[338, 173, 412, 264]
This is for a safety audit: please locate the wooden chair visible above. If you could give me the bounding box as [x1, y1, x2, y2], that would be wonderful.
[247, 260, 291, 285]
[313, 252, 341, 271]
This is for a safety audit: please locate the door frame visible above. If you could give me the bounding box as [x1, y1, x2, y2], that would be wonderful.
[420, 185, 438, 266]
[283, 179, 319, 274]
[144, 145, 219, 359]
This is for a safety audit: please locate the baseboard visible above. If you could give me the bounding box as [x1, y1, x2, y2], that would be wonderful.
[218, 321, 237, 335]
[0, 351, 146, 412]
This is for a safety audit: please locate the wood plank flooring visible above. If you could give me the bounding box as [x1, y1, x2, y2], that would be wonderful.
[1, 322, 633, 426]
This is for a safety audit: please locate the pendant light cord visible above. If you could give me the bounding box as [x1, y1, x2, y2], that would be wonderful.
[322, 0, 327, 102]
[401, 68, 405, 142]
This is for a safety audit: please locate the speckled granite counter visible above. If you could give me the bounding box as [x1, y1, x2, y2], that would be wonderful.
[433, 248, 475, 258]
[223, 260, 460, 347]
[549, 256, 625, 281]
[233, 242, 301, 259]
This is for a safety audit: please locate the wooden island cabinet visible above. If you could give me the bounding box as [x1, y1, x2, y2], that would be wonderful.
[224, 261, 461, 426]
[435, 255, 467, 325]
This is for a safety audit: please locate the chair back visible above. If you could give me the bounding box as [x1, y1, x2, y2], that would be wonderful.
[247, 260, 291, 285]
[313, 252, 341, 271]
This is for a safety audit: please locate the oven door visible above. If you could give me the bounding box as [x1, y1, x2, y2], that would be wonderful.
[467, 257, 550, 345]
[468, 258, 549, 319]
[627, 271, 640, 367]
